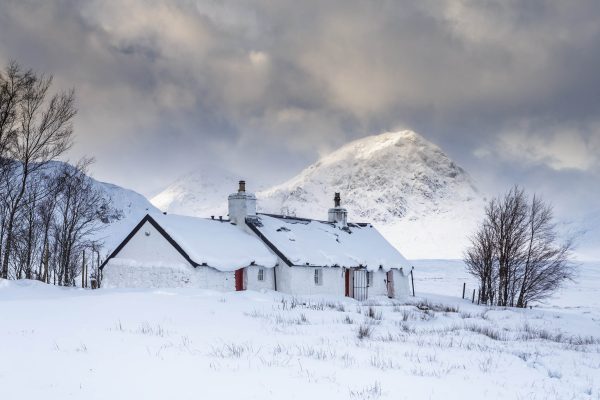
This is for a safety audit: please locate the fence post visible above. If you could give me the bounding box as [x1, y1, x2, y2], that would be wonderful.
[410, 267, 415, 297]
[477, 290, 480, 305]
[472, 289, 475, 303]
[462, 282, 466, 299]
[81, 250, 86, 289]
[43, 245, 49, 284]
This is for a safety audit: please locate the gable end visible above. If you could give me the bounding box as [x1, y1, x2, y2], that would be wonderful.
[100, 214, 199, 270]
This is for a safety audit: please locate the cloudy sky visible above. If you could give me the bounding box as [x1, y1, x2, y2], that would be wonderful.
[1, 0, 599, 239]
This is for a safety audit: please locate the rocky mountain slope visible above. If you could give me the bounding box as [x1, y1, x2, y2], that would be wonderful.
[258, 131, 480, 220]
[257, 131, 485, 259]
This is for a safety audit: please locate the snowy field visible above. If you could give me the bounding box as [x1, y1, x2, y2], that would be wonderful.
[1, 261, 599, 399]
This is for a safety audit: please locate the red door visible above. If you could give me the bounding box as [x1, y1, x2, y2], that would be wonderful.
[345, 269, 350, 297]
[235, 268, 245, 291]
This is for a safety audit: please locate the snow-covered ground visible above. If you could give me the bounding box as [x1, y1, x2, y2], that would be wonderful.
[1, 261, 599, 399]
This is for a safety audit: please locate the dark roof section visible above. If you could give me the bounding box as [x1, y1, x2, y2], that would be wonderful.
[99, 214, 199, 270]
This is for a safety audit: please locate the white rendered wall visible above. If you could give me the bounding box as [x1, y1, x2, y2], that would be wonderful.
[276, 266, 345, 296]
[274, 263, 405, 299]
[102, 221, 236, 290]
[245, 265, 275, 291]
[392, 269, 411, 299]
[103, 261, 235, 290]
[368, 268, 390, 297]
[274, 263, 293, 294]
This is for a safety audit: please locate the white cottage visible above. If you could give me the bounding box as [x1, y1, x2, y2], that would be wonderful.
[101, 181, 412, 300]
[100, 213, 277, 290]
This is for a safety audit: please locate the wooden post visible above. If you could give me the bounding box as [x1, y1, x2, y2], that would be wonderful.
[96, 248, 101, 288]
[43, 245, 49, 284]
[472, 289, 476, 303]
[462, 282, 466, 299]
[81, 250, 86, 288]
[477, 290, 480, 305]
[410, 268, 415, 297]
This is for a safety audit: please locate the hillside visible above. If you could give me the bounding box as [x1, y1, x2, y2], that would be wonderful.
[43, 161, 160, 256]
[92, 179, 160, 255]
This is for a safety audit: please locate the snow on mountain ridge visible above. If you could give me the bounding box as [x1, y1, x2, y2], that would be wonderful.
[256, 130, 485, 259]
[258, 130, 481, 223]
[40, 161, 160, 256]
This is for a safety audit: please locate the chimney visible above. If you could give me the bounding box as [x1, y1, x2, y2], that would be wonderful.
[228, 179, 257, 225]
[328, 192, 348, 227]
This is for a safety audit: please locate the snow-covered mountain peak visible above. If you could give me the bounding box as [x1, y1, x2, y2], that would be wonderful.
[255, 130, 484, 258]
[320, 130, 423, 164]
[259, 130, 480, 223]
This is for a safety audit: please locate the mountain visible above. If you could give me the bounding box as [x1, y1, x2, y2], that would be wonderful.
[257, 130, 485, 259]
[151, 130, 485, 259]
[258, 130, 480, 221]
[150, 169, 240, 218]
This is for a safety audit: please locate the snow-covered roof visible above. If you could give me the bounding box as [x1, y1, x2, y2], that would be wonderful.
[247, 214, 410, 271]
[105, 213, 277, 272]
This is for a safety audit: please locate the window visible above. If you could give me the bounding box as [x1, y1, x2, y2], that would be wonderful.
[257, 268, 264, 281]
[314, 269, 323, 286]
[367, 271, 373, 287]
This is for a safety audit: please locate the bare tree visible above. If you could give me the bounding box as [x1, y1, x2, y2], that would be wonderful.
[36, 175, 61, 281]
[464, 186, 575, 307]
[464, 223, 496, 305]
[488, 187, 529, 306]
[515, 195, 574, 307]
[0, 62, 76, 279]
[0, 61, 34, 167]
[52, 160, 109, 286]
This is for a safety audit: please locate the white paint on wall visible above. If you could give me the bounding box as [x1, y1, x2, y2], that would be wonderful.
[102, 259, 235, 290]
[102, 219, 411, 298]
[245, 265, 275, 291]
[275, 265, 346, 296]
[102, 221, 236, 290]
[368, 268, 390, 297]
[392, 269, 411, 298]
[116, 221, 189, 265]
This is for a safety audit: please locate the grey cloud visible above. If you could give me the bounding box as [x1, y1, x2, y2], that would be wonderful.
[0, 0, 599, 218]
